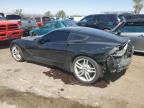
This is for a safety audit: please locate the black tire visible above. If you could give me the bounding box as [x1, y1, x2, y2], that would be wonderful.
[11, 45, 24, 62]
[72, 56, 102, 84]
[32, 32, 38, 36]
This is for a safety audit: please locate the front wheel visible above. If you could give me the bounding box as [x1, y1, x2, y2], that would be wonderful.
[72, 56, 102, 84]
[11, 45, 24, 62]
[32, 32, 38, 36]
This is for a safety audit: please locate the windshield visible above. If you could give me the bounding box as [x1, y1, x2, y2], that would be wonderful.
[6, 15, 21, 20]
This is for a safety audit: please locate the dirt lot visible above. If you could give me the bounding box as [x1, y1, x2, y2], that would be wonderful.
[0, 43, 144, 108]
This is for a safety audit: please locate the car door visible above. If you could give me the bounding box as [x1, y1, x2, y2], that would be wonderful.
[32, 30, 70, 65]
[119, 22, 144, 51]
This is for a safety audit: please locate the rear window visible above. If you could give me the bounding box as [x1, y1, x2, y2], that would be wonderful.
[6, 15, 21, 20]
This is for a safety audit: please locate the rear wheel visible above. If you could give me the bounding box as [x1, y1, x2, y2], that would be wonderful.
[72, 56, 101, 84]
[11, 45, 24, 62]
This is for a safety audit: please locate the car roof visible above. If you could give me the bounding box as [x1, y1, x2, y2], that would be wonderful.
[86, 14, 118, 17]
[57, 27, 127, 44]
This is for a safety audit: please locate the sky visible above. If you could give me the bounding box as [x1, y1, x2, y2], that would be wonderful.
[0, 0, 142, 15]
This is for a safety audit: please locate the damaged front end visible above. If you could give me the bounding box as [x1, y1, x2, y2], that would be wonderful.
[106, 40, 134, 73]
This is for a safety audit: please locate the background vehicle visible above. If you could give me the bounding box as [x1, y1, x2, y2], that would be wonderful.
[0, 20, 23, 42]
[122, 14, 144, 20]
[6, 14, 37, 36]
[0, 13, 5, 20]
[10, 27, 133, 84]
[112, 19, 144, 53]
[77, 14, 122, 30]
[35, 16, 51, 27]
[30, 19, 77, 36]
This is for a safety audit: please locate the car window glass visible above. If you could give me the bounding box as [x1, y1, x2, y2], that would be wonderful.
[43, 22, 55, 29]
[54, 22, 62, 28]
[42, 31, 70, 43]
[99, 15, 109, 22]
[68, 33, 89, 42]
[93, 15, 100, 24]
[99, 15, 117, 25]
[6, 15, 21, 20]
[0, 15, 4, 19]
[119, 22, 144, 32]
[80, 16, 94, 23]
[68, 33, 105, 42]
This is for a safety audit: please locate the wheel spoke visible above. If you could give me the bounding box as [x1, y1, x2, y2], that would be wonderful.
[85, 72, 91, 81]
[83, 59, 88, 65]
[78, 70, 84, 76]
[87, 67, 96, 73]
[75, 62, 83, 69]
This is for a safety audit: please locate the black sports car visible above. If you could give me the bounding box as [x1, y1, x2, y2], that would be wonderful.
[10, 27, 134, 84]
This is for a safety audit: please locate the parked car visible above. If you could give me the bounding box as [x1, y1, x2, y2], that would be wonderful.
[122, 14, 144, 20]
[10, 27, 133, 84]
[0, 20, 23, 42]
[77, 14, 123, 30]
[30, 19, 77, 36]
[6, 14, 37, 36]
[112, 19, 144, 53]
[0, 13, 5, 20]
[35, 16, 51, 27]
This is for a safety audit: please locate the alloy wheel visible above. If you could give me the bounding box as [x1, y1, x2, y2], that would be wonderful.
[74, 58, 97, 82]
[11, 46, 22, 61]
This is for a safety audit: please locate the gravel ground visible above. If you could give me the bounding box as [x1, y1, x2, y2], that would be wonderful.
[0, 43, 144, 108]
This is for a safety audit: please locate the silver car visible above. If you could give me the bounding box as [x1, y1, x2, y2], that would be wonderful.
[112, 19, 144, 53]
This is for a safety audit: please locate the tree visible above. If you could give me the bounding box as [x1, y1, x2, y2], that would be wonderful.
[44, 11, 53, 17]
[133, 0, 143, 14]
[56, 10, 66, 19]
[14, 9, 23, 16]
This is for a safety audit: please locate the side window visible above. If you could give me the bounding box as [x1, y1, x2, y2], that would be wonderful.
[120, 25, 144, 33]
[42, 31, 70, 43]
[80, 16, 94, 23]
[99, 15, 109, 23]
[68, 33, 89, 42]
[93, 15, 100, 24]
